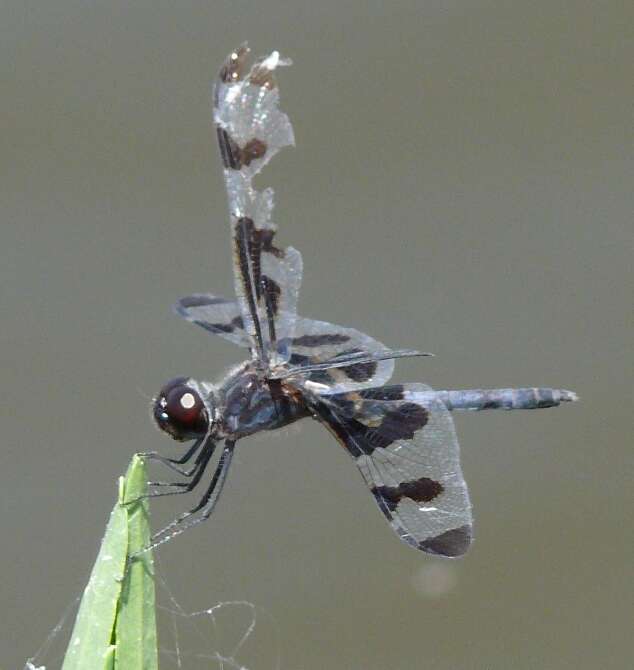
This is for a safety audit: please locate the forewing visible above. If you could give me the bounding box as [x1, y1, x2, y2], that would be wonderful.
[287, 316, 395, 394]
[312, 383, 473, 557]
[174, 294, 252, 349]
[173, 295, 396, 397]
[214, 45, 302, 366]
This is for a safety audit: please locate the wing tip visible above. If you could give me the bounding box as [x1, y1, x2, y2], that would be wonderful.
[220, 43, 292, 88]
[172, 298, 188, 318]
[418, 524, 473, 558]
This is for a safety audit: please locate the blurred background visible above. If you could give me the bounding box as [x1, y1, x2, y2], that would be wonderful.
[2, 2, 631, 669]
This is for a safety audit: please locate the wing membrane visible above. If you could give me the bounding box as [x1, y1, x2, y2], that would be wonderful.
[310, 383, 473, 557]
[175, 295, 398, 393]
[272, 349, 431, 378]
[174, 294, 251, 348]
[214, 45, 301, 366]
[286, 316, 397, 394]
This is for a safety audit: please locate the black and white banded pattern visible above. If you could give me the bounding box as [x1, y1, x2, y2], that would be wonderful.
[309, 384, 473, 557]
[174, 294, 399, 393]
[213, 44, 302, 366]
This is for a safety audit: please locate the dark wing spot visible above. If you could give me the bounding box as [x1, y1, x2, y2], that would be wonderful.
[216, 131, 268, 170]
[331, 348, 377, 383]
[218, 44, 249, 83]
[327, 402, 427, 456]
[289, 353, 312, 366]
[401, 477, 444, 503]
[241, 138, 267, 166]
[204, 322, 234, 334]
[359, 385, 405, 401]
[326, 394, 357, 417]
[372, 477, 443, 513]
[292, 333, 351, 347]
[194, 318, 242, 335]
[363, 403, 428, 449]
[341, 360, 377, 382]
[179, 295, 228, 308]
[288, 352, 340, 387]
[258, 228, 285, 258]
[260, 275, 281, 314]
[249, 63, 277, 89]
[419, 525, 472, 557]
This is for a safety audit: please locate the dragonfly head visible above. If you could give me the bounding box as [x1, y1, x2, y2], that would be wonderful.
[152, 377, 214, 441]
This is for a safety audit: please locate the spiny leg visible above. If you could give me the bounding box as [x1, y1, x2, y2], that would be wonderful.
[175, 440, 235, 519]
[147, 440, 213, 486]
[146, 459, 200, 480]
[123, 441, 213, 507]
[136, 440, 236, 556]
[144, 439, 216, 498]
[137, 437, 205, 477]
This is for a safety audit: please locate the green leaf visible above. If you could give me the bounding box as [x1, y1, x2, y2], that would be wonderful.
[61, 455, 158, 670]
[61, 480, 128, 669]
[103, 646, 116, 670]
[114, 456, 158, 670]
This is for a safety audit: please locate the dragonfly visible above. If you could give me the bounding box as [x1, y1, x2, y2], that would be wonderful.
[144, 44, 577, 558]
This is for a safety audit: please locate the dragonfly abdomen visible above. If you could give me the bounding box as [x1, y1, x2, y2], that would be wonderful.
[436, 388, 578, 411]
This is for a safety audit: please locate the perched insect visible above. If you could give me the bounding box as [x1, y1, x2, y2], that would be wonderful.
[144, 45, 577, 558]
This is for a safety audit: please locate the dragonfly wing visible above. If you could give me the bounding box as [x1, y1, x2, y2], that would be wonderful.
[174, 294, 252, 348]
[214, 45, 302, 367]
[286, 316, 396, 394]
[310, 383, 473, 557]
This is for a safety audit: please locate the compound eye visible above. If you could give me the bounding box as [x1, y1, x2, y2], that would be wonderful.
[165, 386, 202, 423]
[153, 378, 209, 440]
